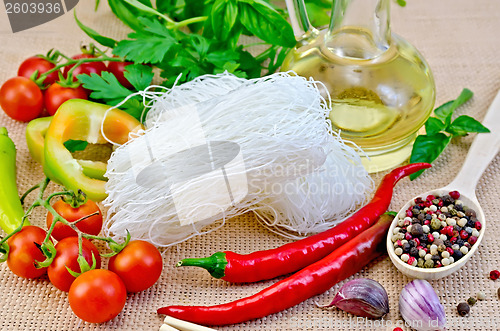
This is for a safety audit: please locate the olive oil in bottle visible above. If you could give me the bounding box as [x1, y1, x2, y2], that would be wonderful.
[282, 0, 435, 172]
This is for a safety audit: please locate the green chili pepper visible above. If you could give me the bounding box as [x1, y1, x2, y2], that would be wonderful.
[0, 127, 28, 233]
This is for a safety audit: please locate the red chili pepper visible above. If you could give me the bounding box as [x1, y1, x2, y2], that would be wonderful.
[177, 163, 431, 282]
[158, 213, 395, 325]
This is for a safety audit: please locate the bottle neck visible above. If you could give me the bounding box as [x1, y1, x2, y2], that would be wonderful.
[326, 0, 391, 59]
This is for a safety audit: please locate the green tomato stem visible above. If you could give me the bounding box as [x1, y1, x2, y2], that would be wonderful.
[38, 56, 124, 81]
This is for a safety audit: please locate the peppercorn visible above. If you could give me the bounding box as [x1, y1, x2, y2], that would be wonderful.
[442, 195, 454, 205]
[424, 259, 434, 268]
[393, 328, 403, 331]
[490, 270, 500, 280]
[411, 223, 424, 236]
[402, 243, 411, 253]
[468, 236, 478, 245]
[410, 247, 419, 257]
[457, 302, 470, 316]
[467, 297, 477, 306]
[453, 249, 463, 260]
[430, 218, 441, 230]
[465, 209, 476, 218]
[477, 291, 486, 300]
[417, 213, 425, 221]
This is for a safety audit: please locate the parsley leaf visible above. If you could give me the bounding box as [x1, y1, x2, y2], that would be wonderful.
[113, 18, 178, 64]
[77, 72, 144, 121]
[64, 140, 88, 153]
[124, 64, 154, 91]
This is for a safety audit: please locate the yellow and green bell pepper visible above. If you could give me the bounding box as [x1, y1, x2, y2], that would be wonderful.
[26, 99, 143, 202]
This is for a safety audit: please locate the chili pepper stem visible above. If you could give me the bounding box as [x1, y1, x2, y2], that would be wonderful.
[177, 252, 228, 279]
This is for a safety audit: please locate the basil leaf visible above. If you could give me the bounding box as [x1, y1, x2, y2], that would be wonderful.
[74, 12, 117, 48]
[107, 0, 154, 32]
[123, 64, 154, 91]
[238, 1, 296, 48]
[447, 115, 491, 136]
[434, 88, 473, 125]
[211, 0, 238, 41]
[305, 2, 330, 27]
[409, 133, 451, 180]
[425, 117, 445, 136]
[122, 0, 173, 23]
[156, 0, 177, 16]
[64, 140, 88, 153]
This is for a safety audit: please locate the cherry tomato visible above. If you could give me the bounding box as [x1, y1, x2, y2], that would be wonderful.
[68, 269, 126, 323]
[46, 199, 103, 242]
[108, 240, 163, 293]
[7, 226, 49, 278]
[44, 83, 87, 115]
[18, 56, 59, 85]
[48, 237, 101, 292]
[0, 77, 43, 122]
[107, 61, 134, 89]
[63, 54, 107, 81]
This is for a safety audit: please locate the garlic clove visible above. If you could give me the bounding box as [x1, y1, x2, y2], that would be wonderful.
[324, 278, 389, 318]
[399, 279, 447, 331]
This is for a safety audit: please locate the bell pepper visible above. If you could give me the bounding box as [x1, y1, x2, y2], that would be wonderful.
[43, 99, 143, 201]
[26, 117, 108, 181]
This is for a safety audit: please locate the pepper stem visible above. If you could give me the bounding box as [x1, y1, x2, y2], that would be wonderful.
[177, 252, 228, 279]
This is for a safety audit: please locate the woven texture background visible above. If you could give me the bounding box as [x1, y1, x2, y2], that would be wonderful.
[0, 0, 499, 330]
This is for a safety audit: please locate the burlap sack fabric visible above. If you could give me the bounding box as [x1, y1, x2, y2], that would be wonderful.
[0, 1, 499, 330]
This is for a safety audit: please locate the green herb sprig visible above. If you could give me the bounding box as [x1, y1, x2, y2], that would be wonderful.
[409, 88, 490, 180]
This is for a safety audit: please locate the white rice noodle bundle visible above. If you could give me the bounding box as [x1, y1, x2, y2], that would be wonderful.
[103, 72, 373, 246]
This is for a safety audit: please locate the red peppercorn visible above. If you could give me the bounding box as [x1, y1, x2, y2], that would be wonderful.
[428, 234, 435, 242]
[446, 247, 454, 255]
[424, 201, 432, 207]
[405, 232, 413, 241]
[414, 197, 423, 204]
[442, 226, 453, 236]
[416, 245, 423, 250]
[450, 237, 458, 244]
[423, 247, 429, 253]
[468, 236, 477, 245]
[394, 328, 404, 331]
[460, 230, 469, 240]
[424, 220, 430, 225]
[435, 261, 443, 268]
[406, 210, 413, 217]
[438, 200, 444, 207]
[426, 195, 436, 201]
[396, 240, 403, 247]
[490, 270, 500, 280]
[449, 191, 460, 199]
[475, 221, 482, 231]
[407, 256, 416, 265]
[414, 238, 420, 246]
